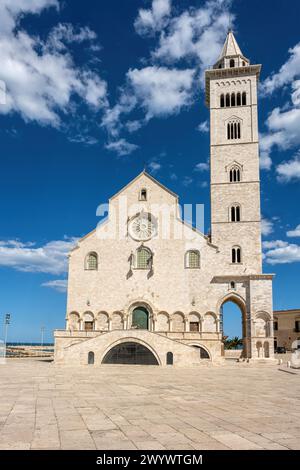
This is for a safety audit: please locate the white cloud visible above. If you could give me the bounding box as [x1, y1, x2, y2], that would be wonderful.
[182, 176, 193, 187]
[197, 120, 209, 133]
[260, 42, 300, 166]
[261, 218, 274, 237]
[0, 0, 59, 33]
[148, 161, 162, 174]
[126, 120, 143, 133]
[0, 1, 107, 127]
[262, 240, 287, 250]
[276, 152, 300, 182]
[194, 162, 209, 172]
[105, 139, 138, 156]
[102, 0, 233, 156]
[46, 23, 98, 52]
[262, 43, 300, 95]
[102, 66, 194, 153]
[42, 279, 67, 293]
[101, 93, 137, 139]
[135, 0, 172, 36]
[152, 0, 232, 73]
[0, 237, 78, 274]
[287, 224, 300, 237]
[169, 172, 178, 180]
[127, 66, 195, 120]
[263, 240, 300, 265]
[259, 150, 272, 170]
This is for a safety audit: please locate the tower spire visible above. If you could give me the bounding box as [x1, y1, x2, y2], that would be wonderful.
[213, 31, 250, 70]
[218, 31, 243, 60]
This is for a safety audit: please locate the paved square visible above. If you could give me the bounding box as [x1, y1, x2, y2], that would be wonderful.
[0, 359, 299, 450]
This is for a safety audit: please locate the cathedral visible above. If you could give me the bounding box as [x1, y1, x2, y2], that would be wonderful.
[54, 31, 275, 366]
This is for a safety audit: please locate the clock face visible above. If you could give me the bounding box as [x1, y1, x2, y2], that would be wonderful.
[129, 213, 157, 241]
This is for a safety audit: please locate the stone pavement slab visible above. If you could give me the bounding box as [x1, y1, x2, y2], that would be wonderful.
[0, 359, 299, 450]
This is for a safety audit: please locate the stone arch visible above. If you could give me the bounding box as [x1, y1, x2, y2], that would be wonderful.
[127, 301, 154, 330]
[156, 312, 170, 332]
[203, 312, 217, 333]
[254, 311, 271, 338]
[111, 311, 124, 330]
[100, 337, 161, 366]
[188, 342, 211, 360]
[83, 311, 95, 331]
[217, 292, 246, 314]
[172, 312, 185, 332]
[68, 311, 80, 331]
[188, 312, 201, 332]
[97, 311, 109, 331]
[218, 293, 248, 357]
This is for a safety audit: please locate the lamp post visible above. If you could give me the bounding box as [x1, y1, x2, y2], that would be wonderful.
[4, 314, 11, 359]
[41, 326, 45, 347]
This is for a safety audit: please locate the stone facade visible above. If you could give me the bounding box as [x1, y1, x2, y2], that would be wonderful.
[54, 31, 275, 366]
[273, 309, 300, 350]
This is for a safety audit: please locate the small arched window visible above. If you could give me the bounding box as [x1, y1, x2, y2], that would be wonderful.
[220, 94, 225, 108]
[232, 246, 242, 264]
[230, 59, 235, 68]
[186, 250, 200, 269]
[225, 93, 230, 107]
[229, 165, 241, 183]
[166, 352, 173, 365]
[136, 246, 152, 269]
[231, 93, 236, 107]
[139, 188, 147, 201]
[237, 92, 241, 106]
[86, 252, 98, 270]
[88, 351, 95, 365]
[227, 123, 231, 140]
[230, 281, 236, 289]
[227, 120, 241, 140]
[242, 92, 247, 106]
[230, 205, 241, 222]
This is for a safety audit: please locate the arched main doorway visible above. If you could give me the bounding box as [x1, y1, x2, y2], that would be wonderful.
[220, 297, 247, 358]
[132, 307, 149, 330]
[102, 342, 159, 365]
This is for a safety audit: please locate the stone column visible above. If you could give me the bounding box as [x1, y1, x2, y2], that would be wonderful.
[268, 320, 274, 338]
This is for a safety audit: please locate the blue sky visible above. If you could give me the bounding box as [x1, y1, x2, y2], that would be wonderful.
[0, 0, 300, 342]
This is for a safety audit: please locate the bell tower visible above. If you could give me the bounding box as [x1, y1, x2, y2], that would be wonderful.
[205, 31, 262, 273]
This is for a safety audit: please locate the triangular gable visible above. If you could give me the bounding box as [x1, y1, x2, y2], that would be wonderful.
[109, 171, 178, 201]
